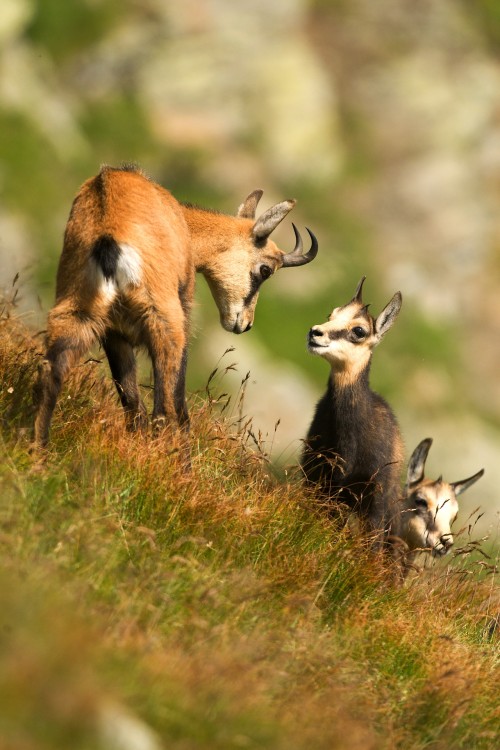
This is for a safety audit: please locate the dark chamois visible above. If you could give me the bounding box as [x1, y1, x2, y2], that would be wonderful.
[301, 277, 403, 539]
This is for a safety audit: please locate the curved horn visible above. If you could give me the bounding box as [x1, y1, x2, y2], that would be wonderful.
[281, 224, 319, 268]
[352, 276, 366, 303]
[252, 199, 296, 240]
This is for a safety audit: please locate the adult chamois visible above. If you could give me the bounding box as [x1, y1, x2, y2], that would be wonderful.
[392, 437, 484, 564]
[34, 164, 318, 451]
[301, 277, 403, 541]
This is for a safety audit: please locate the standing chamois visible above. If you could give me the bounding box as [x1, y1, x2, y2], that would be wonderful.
[391, 437, 484, 564]
[301, 277, 403, 539]
[34, 164, 318, 450]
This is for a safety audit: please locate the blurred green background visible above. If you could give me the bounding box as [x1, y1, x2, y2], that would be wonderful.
[1, 0, 499, 529]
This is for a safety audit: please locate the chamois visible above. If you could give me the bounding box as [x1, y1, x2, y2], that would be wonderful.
[392, 437, 484, 562]
[34, 164, 318, 450]
[301, 277, 403, 538]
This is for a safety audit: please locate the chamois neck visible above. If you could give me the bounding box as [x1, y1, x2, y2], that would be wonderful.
[329, 360, 372, 393]
[181, 203, 248, 272]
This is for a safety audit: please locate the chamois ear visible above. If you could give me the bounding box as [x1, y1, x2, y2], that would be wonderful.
[374, 291, 402, 339]
[252, 199, 296, 241]
[237, 189, 264, 219]
[407, 438, 433, 486]
[451, 468, 484, 496]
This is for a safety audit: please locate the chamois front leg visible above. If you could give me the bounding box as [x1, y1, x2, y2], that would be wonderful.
[102, 330, 148, 432]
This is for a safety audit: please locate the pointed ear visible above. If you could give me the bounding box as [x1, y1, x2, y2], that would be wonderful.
[252, 199, 296, 241]
[374, 292, 402, 339]
[451, 468, 484, 496]
[237, 189, 264, 219]
[407, 438, 433, 486]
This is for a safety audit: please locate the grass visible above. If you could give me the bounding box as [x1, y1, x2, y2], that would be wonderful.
[0, 297, 499, 750]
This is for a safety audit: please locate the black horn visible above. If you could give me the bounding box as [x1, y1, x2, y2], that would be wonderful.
[352, 276, 366, 303]
[281, 224, 318, 268]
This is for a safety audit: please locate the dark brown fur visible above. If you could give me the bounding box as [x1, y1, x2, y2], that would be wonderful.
[301, 280, 403, 539]
[302, 367, 403, 534]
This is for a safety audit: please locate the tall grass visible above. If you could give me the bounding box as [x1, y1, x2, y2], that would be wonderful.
[0, 298, 498, 750]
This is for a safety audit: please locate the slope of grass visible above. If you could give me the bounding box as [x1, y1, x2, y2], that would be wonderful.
[0, 300, 499, 750]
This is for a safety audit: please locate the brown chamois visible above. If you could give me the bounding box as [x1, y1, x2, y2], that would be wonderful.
[301, 277, 403, 538]
[391, 437, 484, 563]
[34, 164, 318, 450]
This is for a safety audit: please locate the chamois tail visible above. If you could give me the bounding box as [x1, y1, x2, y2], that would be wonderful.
[90, 234, 121, 280]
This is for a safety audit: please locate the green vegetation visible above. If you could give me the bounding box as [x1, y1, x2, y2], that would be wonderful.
[1, 1, 499, 741]
[27, 0, 124, 63]
[1, 300, 498, 749]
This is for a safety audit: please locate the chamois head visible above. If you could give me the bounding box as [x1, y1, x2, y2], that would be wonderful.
[401, 438, 484, 557]
[203, 190, 318, 334]
[307, 277, 402, 378]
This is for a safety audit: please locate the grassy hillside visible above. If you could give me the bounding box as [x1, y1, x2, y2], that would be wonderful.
[0, 296, 498, 750]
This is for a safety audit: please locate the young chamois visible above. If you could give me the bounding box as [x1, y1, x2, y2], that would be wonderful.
[301, 277, 403, 539]
[34, 164, 318, 450]
[392, 437, 484, 564]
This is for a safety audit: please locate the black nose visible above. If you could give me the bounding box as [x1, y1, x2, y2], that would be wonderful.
[309, 327, 321, 339]
[441, 535, 453, 550]
[244, 321, 253, 332]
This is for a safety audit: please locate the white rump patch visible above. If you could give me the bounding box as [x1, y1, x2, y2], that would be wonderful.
[87, 261, 117, 302]
[88, 242, 142, 300]
[116, 243, 142, 289]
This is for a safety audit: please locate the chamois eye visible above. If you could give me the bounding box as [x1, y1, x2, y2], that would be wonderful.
[352, 326, 366, 339]
[260, 265, 272, 280]
[415, 496, 428, 510]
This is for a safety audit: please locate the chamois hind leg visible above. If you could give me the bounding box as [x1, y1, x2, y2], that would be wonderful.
[173, 344, 190, 430]
[33, 308, 97, 450]
[142, 305, 191, 465]
[102, 330, 148, 432]
[141, 306, 188, 430]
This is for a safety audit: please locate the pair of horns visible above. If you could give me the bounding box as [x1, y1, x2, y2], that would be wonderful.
[238, 189, 318, 268]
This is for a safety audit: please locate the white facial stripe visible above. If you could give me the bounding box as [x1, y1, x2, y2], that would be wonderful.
[328, 305, 360, 329]
[308, 303, 372, 374]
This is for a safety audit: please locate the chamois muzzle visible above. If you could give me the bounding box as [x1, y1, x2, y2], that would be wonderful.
[308, 327, 324, 346]
[434, 534, 454, 556]
[281, 224, 318, 268]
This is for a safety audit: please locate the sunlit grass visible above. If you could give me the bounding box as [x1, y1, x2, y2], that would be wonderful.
[0, 302, 498, 749]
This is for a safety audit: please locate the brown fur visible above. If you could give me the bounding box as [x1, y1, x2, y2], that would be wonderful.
[34, 165, 317, 452]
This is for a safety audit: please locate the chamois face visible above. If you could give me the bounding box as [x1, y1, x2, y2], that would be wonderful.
[307, 278, 402, 379]
[403, 479, 460, 556]
[308, 301, 374, 371]
[205, 191, 318, 334]
[205, 234, 290, 335]
[401, 438, 484, 557]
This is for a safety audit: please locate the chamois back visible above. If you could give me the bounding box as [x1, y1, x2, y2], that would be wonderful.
[34, 164, 318, 454]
